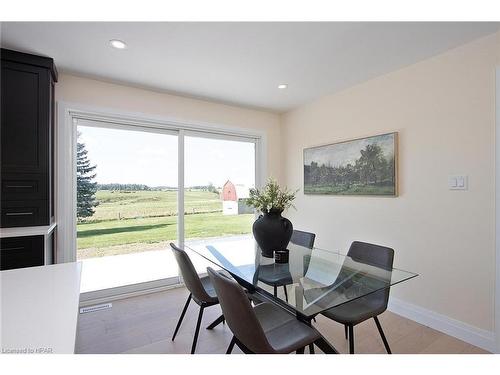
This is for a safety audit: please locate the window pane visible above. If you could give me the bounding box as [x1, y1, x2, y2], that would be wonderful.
[184, 135, 256, 272]
[76, 125, 178, 292]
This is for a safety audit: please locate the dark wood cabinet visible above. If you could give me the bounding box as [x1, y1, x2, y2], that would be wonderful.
[0, 235, 45, 271]
[1, 49, 58, 228]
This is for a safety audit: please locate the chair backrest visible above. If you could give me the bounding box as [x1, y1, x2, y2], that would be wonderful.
[347, 241, 394, 310]
[290, 229, 316, 249]
[170, 243, 212, 303]
[207, 267, 273, 353]
[347, 241, 394, 271]
[303, 241, 394, 309]
[293, 230, 316, 276]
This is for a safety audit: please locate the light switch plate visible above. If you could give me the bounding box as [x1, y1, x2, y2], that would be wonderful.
[449, 175, 468, 190]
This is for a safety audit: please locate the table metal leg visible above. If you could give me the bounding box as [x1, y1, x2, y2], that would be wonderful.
[313, 337, 339, 354]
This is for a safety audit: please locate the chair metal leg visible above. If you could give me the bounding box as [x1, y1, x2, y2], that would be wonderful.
[309, 343, 315, 354]
[172, 293, 191, 341]
[348, 325, 354, 354]
[191, 305, 204, 354]
[226, 336, 236, 354]
[296, 347, 305, 354]
[344, 324, 348, 340]
[283, 286, 289, 302]
[273, 285, 278, 297]
[206, 314, 225, 330]
[235, 337, 254, 354]
[373, 316, 392, 354]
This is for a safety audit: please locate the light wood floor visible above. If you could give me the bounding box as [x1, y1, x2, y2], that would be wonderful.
[76, 286, 488, 354]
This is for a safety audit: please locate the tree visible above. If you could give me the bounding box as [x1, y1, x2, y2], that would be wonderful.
[207, 182, 217, 194]
[77, 132, 98, 219]
[356, 144, 385, 184]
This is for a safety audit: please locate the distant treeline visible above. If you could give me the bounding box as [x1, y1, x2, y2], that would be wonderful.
[97, 183, 219, 192]
[97, 183, 177, 191]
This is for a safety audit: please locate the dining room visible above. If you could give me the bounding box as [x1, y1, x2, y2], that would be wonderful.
[1, 3, 500, 374]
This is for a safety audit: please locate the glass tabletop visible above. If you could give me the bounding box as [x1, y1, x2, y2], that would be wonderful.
[185, 237, 418, 318]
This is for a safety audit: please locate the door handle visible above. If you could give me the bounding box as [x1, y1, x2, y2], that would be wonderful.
[1, 246, 25, 251]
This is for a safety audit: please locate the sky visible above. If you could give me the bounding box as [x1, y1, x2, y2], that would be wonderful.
[303, 133, 395, 167]
[78, 125, 255, 188]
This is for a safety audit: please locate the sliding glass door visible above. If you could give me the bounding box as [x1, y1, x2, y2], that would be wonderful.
[74, 119, 259, 297]
[184, 134, 256, 272]
[76, 122, 178, 293]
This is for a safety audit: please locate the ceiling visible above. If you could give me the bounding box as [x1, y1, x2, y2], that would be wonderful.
[1, 22, 498, 112]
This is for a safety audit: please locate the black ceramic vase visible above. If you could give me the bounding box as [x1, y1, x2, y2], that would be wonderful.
[252, 210, 293, 258]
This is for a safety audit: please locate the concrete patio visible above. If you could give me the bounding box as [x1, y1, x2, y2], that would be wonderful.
[79, 234, 254, 293]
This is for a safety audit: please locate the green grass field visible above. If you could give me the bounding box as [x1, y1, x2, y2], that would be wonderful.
[77, 190, 253, 259]
[83, 190, 222, 222]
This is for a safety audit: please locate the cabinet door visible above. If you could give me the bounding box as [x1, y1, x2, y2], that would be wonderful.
[0, 235, 44, 270]
[1, 61, 50, 174]
[0, 200, 49, 227]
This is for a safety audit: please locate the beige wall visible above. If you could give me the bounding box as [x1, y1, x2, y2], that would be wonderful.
[55, 74, 281, 181]
[281, 32, 500, 331]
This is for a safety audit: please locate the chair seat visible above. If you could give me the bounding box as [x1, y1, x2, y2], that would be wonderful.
[321, 293, 386, 325]
[254, 302, 320, 354]
[199, 275, 219, 304]
[257, 263, 293, 286]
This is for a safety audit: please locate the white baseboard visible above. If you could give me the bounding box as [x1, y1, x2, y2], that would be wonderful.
[79, 283, 184, 307]
[388, 297, 497, 353]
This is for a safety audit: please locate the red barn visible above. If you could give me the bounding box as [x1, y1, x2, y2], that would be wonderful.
[222, 180, 251, 215]
[222, 180, 237, 201]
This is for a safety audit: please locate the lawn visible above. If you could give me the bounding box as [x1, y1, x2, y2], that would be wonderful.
[84, 189, 222, 222]
[77, 190, 254, 259]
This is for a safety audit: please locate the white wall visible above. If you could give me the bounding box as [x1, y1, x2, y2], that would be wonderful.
[281, 32, 500, 336]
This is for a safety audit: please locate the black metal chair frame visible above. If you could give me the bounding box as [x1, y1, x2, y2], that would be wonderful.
[171, 292, 225, 354]
[342, 316, 391, 354]
[170, 242, 225, 354]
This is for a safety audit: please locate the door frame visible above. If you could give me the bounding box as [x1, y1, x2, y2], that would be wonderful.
[56, 101, 266, 301]
[495, 67, 500, 353]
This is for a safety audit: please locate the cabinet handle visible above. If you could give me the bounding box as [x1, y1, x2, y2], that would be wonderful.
[1, 246, 25, 251]
[5, 185, 34, 189]
[5, 212, 34, 216]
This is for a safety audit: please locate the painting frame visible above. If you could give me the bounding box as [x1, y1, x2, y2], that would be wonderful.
[303, 132, 399, 197]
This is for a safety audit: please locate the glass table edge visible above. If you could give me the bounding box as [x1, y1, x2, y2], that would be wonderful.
[183, 243, 419, 318]
[184, 242, 419, 279]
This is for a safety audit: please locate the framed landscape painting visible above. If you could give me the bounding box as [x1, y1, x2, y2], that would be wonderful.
[304, 132, 398, 196]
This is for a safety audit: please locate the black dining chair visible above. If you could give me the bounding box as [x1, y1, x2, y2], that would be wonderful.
[170, 243, 225, 354]
[207, 267, 322, 354]
[321, 241, 394, 354]
[257, 230, 316, 302]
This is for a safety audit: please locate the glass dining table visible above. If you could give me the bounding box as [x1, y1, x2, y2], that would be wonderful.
[184, 236, 418, 353]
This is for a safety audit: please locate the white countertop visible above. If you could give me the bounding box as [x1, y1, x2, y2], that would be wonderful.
[0, 223, 57, 238]
[0, 262, 82, 354]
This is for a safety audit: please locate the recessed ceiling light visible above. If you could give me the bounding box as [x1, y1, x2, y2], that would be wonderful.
[109, 39, 127, 49]
[278, 84, 288, 89]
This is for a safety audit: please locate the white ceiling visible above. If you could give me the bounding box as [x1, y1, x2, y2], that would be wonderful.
[1, 22, 498, 112]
